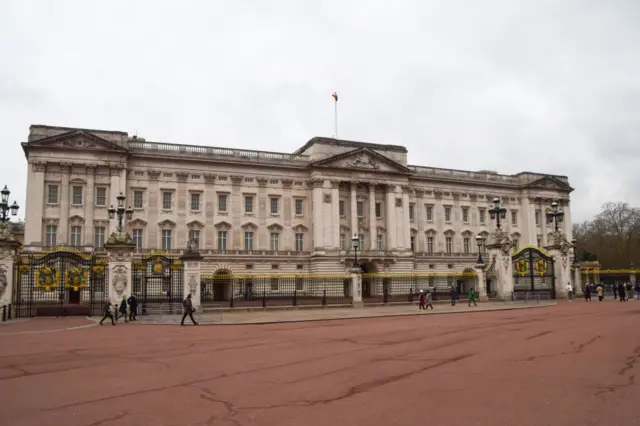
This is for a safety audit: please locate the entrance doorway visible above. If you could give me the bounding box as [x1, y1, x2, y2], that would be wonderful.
[69, 289, 80, 304]
[360, 262, 378, 298]
[213, 270, 232, 301]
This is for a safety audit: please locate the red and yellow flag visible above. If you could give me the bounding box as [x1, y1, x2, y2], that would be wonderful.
[332, 92, 338, 102]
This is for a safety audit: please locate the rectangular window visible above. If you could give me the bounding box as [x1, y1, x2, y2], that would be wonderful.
[270, 233, 280, 251]
[72, 186, 83, 205]
[162, 230, 172, 250]
[410, 236, 415, 252]
[95, 187, 107, 206]
[444, 206, 452, 222]
[482, 238, 487, 254]
[511, 211, 518, 226]
[188, 230, 200, 248]
[339, 200, 345, 217]
[375, 202, 382, 218]
[463, 237, 470, 254]
[359, 235, 366, 250]
[340, 233, 346, 250]
[270, 198, 279, 214]
[133, 229, 143, 249]
[245, 196, 254, 213]
[377, 235, 384, 250]
[295, 277, 304, 291]
[295, 233, 304, 251]
[70, 226, 82, 246]
[45, 225, 57, 246]
[218, 231, 227, 250]
[162, 192, 172, 210]
[218, 194, 228, 212]
[47, 185, 59, 204]
[94, 227, 105, 248]
[244, 231, 254, 251]
[462, 207, 469, 223]
[270, 277, 279, 291]
[190, 193, 201, 211]
[295, 199, 303, 216]
[535, 211, 541, 226]
[356, 201, 364, 217]
[426, 205, 433, 221]
[427, 237, 434, 254]
[445, 237, 453, 254]
[409, 204, 415, 221]
[479, 209, 486, 224]
[133, 190, 143, 209]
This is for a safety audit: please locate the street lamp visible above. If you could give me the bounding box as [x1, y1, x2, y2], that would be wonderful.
[488, 197, 507, 229]
[0, 185, 19, 224]
[108, 192, 134, 232]
[546, 201, 564, 232]
[475, 235, 484, 264]
[351, 234, 360, 268]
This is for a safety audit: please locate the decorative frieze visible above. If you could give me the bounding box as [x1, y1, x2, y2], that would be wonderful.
[176, 172, 189, 182]
[148, 170, 162, 180]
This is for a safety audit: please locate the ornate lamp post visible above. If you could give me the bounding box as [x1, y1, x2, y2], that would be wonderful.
[546, 201, 564, 232]
[0, 185, 20, 240]
[351, 234, 360, 268]
[475, 235, 484, 264]
[488, 197, 507, 229]
[108, 193, 134, 232]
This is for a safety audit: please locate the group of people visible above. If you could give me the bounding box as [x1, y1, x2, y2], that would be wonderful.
[99, 294, 139, 325]
[567, 281, 639, 303]
[99, 293, 199, 326]
[417, 287, 478, 310]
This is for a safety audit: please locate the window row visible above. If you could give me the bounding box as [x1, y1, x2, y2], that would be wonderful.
[44, 225, 106, 248]
[46, 185, 108, 206]
[145, 229, 306, 252]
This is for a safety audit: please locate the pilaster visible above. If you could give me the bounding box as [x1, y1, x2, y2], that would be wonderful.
[84, 165, 96, 245]
[350, 182, 358, 243]
[59, 163, 71, 244]
[310, 179, 325, 254]
[473, 263, 488, 301]
[181, 249, 203, 311]
[385, 185, 397, 250]
[25, 161, 45, 245]
[350, 268, 363, 307]
[368, 184, 376, 252]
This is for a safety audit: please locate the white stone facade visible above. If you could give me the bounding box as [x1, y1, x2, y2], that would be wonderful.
[21, 125, 574, 275]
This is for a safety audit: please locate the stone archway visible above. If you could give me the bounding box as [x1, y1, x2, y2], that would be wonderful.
[360, 262, 378, 298]
[212, 269, 233, 301]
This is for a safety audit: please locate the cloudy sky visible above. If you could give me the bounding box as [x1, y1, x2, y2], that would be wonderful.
[1, 0, 638, 223]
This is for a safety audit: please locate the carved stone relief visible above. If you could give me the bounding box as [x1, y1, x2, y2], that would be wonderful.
[112, 265, 128, 294]
[188, 274, 198, 294]
[108, 250, 133, 262]
[0, 265, 7, 298]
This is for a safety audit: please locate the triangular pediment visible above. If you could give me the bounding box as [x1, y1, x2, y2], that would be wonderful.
[186, 220, 205, 229]
[158, 219, 176, 228]
[241, 222, 258, 230]
[214, 221, 232, 229]
[527, 176, 573, 192]
[310, 148, 411, 174]
[129, 218, 148, 227]
[23, 130, 129, 154]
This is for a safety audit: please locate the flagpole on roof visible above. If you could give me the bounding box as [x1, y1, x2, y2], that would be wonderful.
[332, 92, 338, 138]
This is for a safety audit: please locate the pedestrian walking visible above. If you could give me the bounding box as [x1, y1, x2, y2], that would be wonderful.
[566, 282, 573, 301]
[425, 289, 434, 310]
[613, 283, 618, 300]
[117, 296, 128, 323]
[584, 285, 591, 302]
[450, 286, 456, 306]
[418, 290, 426, 310]
[181, 294, 199, 326]
[468, 287, 477, 307]
[127, 294, 138, 321]
[625, 282, 633, 300]
[596, 285, 604, 302]
[619, 283, 626, 302]
[635, 282, 640, 300]
[99, 301, 115, 326]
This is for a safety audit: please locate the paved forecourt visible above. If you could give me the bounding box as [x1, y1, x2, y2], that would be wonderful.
[0, 300, 638, 426]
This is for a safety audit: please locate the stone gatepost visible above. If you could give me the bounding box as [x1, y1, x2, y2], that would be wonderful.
[473, 263, 488, 302]
[485, 229, 514, 300]
[0, 225, 21, 316]
[573, 266, 583, 296]
[545, 231, 573, 299]
[181, 240, 203, 312]
[350, 268, 363, 308]
[104, 231, 135, 305]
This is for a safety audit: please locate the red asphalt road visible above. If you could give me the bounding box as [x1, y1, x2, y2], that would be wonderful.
[0, 301, 638, 426]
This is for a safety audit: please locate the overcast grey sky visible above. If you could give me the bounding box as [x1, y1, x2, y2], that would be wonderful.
[1, 0, 638, 223]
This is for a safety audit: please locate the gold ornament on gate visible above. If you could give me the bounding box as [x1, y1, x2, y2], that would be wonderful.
[535, 260, 547, 276]
[65, 267, 88, 291]
[515, 259, 528, 276]
[36, 266, 60, 292]
[153, 259, 164, 274]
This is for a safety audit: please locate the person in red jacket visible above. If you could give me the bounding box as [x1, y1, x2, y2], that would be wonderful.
[418, 290, 425, 310]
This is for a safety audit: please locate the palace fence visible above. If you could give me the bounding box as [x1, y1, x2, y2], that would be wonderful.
[199, 271, 478, 308]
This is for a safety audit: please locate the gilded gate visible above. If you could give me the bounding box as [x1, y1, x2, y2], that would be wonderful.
[512, 246, 556, 299]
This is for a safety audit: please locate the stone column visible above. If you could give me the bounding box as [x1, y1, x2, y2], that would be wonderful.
[311, 179, 325, 253]
[25, 161, 46, 246]
[350, 182, 358, 241]
[573, 265, 583, 296]
[0, 228, 21, 314]
[105, 235, 135, 305]
[59, 163, 71, 244]
[84, 165, 96, 246]
[350, 267, 363, 307]
[181, 248, 203, 312]
[401, 186, 411, 250]
[473, 263, 488, 301]
[330, 181, 341, 249]
[368, 184, 376, 251]
[385, 185, 397, 250]
[485, 229, 514, 300]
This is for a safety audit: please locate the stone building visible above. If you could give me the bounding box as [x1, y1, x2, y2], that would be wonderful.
[21, 125, 574, 278]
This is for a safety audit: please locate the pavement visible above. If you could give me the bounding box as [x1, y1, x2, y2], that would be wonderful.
[0, 300, 638, 426]
[125, 300, 556, 325]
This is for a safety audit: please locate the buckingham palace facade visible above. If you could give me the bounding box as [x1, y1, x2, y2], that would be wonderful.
[20, 124, 574, 276]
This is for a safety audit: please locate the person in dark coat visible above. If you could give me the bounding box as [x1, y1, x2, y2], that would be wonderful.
[99, 300, 115, 326]
[626, 282, 633, 300]
[450, 286, 456, 306]
[117, 296, 128, 322]
[181, 294, 198, 326]
[584, 285, 591, 302]
[127, 294, 138, 321]
[619, 282, 626, 302]
[613, 283, 618, 299]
